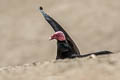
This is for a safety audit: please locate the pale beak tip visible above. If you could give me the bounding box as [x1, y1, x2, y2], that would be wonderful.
[49, 37, 52, 40]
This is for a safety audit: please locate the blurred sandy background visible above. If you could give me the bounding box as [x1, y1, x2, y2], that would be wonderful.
[0, 0, 120, 80]
[0, 0, 120, 67]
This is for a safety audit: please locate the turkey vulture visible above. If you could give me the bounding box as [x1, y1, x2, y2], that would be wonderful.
[39, 6, 112, 59]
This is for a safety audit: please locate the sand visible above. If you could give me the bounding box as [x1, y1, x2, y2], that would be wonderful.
[0, 53, 119, 80]
[0, 0, 120, 80]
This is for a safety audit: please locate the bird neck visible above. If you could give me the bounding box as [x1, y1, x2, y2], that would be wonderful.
[57, 40, 67, 43]
[57, 40, 68, 47]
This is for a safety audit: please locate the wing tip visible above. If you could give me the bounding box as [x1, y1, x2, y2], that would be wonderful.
[40, 6, 43, 10]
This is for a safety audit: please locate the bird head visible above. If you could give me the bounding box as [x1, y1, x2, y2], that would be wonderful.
[49, 31, 66, 41]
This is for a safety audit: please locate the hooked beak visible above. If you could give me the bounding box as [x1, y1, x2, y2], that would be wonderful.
[49, 36, 52, 40]
[49, 34, 57, 41]
[49, 36, 54, 40]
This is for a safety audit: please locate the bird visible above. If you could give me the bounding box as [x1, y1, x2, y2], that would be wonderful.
[39, 6, 112, 60]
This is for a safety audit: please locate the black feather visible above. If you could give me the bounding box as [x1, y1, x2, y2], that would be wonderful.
[40, 6, 80, 59]
[79, 51, 112, 57]
[39, 7, 112, 59]
[40, 6, 43, 10]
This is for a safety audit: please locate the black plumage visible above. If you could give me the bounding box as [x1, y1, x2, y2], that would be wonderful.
[56, 40, 79, 59]
[39, 6, 112, 59]
[40, 6, 80, 59]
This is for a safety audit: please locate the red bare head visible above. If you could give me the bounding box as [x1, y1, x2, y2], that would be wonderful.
[49, 31, 66, 41]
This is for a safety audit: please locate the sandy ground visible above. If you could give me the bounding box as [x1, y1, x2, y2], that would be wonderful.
[0, 0, 120, 80]
[0, 53, 119, 80]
